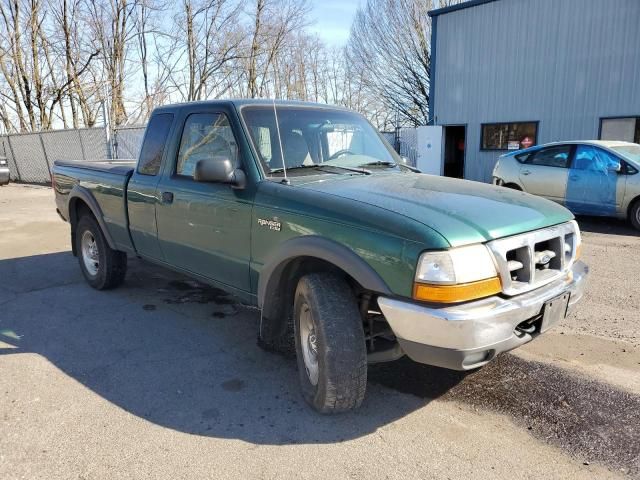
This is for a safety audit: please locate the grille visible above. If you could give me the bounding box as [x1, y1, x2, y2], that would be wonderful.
[487, 221, 580, 296]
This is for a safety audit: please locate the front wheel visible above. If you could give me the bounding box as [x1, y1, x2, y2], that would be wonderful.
[76, 214, 127, 289]
[294, 273, 367, 413]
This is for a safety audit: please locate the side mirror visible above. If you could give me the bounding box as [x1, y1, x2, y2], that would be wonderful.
[194, 157, 246, 189]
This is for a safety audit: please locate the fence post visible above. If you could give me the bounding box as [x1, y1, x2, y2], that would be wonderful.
[77, 129, 87, 160]
[38, 132, 52, 183]
[5, 135, 22, 182]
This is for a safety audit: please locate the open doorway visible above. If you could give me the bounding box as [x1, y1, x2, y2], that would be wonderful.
[443, 125, 466, 178]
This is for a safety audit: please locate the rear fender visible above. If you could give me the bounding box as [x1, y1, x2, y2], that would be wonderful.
[68, 185, 117, 254]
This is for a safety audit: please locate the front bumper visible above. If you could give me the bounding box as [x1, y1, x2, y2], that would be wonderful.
[377, 261, 588, 370]
[0, 166, 9, 185]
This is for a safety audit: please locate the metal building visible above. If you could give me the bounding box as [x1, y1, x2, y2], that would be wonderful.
[428, 0, 640, 182]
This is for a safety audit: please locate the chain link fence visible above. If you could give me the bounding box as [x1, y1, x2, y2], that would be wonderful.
[113, 126, 146, 160]
[0, 126, 137, 185]
[1, 124, 417, 185]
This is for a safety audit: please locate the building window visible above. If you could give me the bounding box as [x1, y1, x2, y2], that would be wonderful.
[600, 117, 640, 144]
[481, 122, 538, 151]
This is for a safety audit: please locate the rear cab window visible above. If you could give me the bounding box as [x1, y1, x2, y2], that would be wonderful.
[137, 113, 174, 176]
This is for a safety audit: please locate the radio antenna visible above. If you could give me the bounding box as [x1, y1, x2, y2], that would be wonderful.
[272, 98, 289, 184]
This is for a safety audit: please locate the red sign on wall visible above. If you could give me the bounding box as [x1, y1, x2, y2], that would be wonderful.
[521, 136, 534, 149]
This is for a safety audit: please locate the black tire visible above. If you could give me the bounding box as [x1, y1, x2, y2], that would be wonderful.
[257, 313, 296, 358]
[504, 183, 522, 191]
[293, 273, 367, 413]
[75, 214, 127, 290]
[630, 200, 640, 231]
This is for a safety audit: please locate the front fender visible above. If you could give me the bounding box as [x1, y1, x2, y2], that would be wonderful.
[258, 235, 392, 307]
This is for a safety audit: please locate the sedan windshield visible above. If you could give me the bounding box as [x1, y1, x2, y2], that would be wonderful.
[241, 105, 401, 176]
[611, 144, 640, 164]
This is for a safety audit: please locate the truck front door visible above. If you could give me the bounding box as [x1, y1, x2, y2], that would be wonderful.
[155, 110, 253, 292]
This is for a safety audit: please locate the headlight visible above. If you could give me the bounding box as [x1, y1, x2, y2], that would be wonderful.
[413, 244, 502, 303]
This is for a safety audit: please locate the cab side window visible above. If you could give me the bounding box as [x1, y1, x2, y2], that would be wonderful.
[573, 146, 621, 173]
[526, 145, 572, 168]
[176, 113, 238, 178]
[137, 113, 174, 176]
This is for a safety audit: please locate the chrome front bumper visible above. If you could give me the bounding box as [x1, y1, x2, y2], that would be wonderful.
[0, 166, 9, 185]
[377, 261, 588, 370]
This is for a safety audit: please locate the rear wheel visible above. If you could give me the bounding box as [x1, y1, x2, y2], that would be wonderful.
[293, 273, 367, 413]
[630, 200, 640, 231]
[75, 215, 127, 289]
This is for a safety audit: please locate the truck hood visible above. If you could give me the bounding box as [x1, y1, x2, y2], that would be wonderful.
[294, 173, 574, 247]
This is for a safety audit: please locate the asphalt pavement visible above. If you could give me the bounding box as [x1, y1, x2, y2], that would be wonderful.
[1, 184, 638, 479]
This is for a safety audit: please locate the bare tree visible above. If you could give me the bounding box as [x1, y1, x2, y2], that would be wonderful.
[347, 0, 464, 127]
[86, 0, 140, 126]
[243, 0, 311, 98]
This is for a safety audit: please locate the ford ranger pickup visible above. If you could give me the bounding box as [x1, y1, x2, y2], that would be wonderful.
[53, 100, 588, 413]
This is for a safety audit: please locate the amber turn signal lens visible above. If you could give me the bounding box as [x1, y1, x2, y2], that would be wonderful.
[413, 277, 502, 304]
[575, 243, 582, 260]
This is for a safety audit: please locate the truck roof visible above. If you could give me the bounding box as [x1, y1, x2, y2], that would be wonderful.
[153, 99, 350, 114]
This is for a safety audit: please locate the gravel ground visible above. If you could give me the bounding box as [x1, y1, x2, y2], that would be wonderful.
[1, 184, 638, 479]
[561, 216, 640, 346]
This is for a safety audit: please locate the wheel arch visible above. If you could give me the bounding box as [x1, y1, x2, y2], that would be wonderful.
[257, 236, 392, 342]
[503, 182, 523, 191]
[68, 186, 117, 255]
[627, 195, 640, 222]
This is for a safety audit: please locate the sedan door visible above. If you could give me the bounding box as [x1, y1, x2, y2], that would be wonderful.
[565, 145, 624, 216]
[518, 145, 573, 203]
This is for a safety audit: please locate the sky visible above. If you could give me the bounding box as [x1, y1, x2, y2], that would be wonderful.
[308, 0, 362, 48]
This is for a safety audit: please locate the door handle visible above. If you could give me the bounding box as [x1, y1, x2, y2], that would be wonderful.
[569, 175, 579, 181]
[161, 191, 174, 204]
[522, 170, 531, 176]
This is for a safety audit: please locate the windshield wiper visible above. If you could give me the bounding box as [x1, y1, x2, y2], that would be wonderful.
[359, 160, 421, 173]
[271, 164, 371, 175]
[359, 161, 397, 167]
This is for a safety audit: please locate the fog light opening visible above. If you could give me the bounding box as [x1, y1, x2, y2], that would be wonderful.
[462, 350, 493, 368]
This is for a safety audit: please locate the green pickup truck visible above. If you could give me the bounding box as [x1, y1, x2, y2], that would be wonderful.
[53, 100, 588, 413]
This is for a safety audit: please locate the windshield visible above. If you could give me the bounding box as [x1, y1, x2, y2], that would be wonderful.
[241, 105, 401, 176]
[610, 144, 640, 164]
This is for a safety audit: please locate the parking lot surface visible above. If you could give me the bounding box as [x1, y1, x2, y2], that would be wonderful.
[1, 184, 639, 479]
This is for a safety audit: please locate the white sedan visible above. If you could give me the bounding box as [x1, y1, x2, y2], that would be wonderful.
[492, 141, 640, 230]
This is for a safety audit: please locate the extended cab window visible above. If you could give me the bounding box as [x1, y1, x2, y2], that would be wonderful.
[176, 113, 238, 177]
[526, 145, 571, 168]
[137, 113, 173, 175]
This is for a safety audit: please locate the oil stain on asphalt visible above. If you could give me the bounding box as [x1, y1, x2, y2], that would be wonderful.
[369, 354, 640, 475]
[164, 280, 235, 305]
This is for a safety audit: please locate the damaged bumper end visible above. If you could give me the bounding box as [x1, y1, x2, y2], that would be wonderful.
[377, 261, 588, 371]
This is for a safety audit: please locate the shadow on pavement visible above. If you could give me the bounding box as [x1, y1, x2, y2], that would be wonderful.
[0, 251, 463, 446]
[2, 252, 639, 474]
[576, 215, 638, 236]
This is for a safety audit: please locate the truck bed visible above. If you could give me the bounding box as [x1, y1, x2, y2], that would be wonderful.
[54, 159, 136, 175]
[53, 159, 137, 253]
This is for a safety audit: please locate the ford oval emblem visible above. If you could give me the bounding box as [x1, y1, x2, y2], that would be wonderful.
[540, 254, 551, 264]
